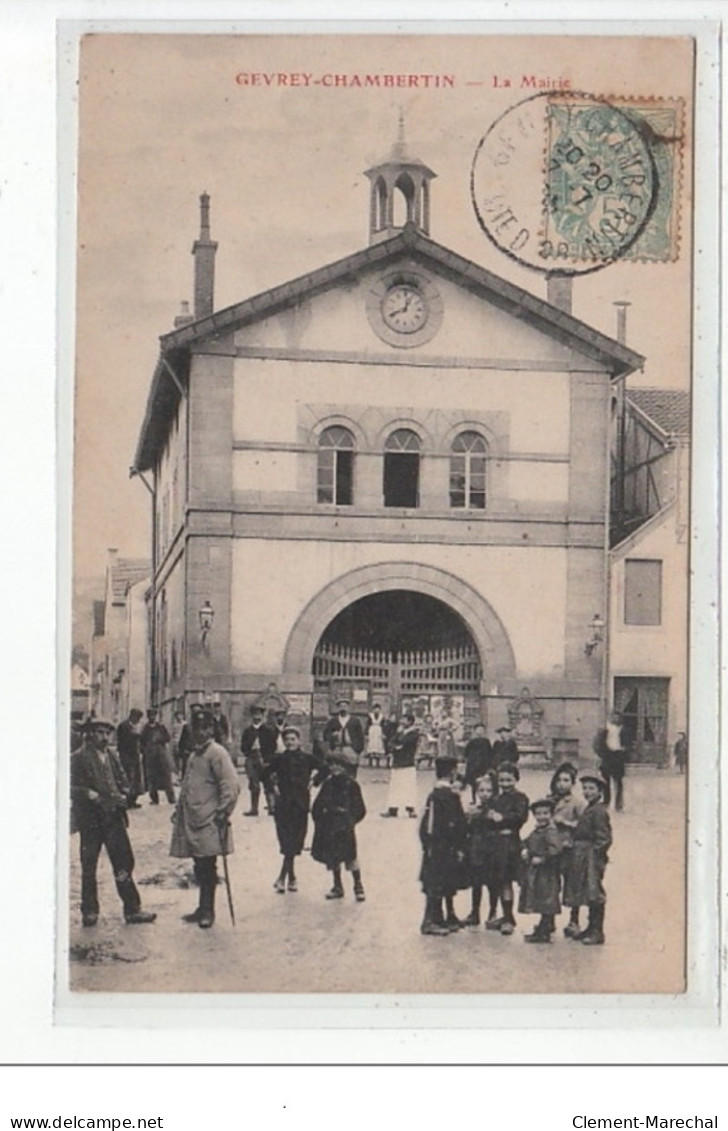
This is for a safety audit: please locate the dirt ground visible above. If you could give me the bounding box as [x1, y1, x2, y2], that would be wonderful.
[66, 764, 686, 996]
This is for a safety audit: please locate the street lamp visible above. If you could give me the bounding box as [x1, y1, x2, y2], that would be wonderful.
[199, 600, 215, 650]
[584, 613, 606, 657]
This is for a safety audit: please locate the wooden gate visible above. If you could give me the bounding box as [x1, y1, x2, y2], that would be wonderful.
[313, 641, 481, 709]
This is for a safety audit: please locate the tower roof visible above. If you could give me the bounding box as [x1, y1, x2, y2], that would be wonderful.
[365, 112, 436, 179]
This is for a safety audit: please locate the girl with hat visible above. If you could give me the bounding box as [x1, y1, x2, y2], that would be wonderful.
[548, 762, 586, 938]
[311, 752, 367, 901]
[261, 727, 325, 893]
[518, 798, 563, 943]
[562, 774, 613, 945]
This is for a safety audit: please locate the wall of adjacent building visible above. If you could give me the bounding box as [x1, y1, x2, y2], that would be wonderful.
[609, 503, 688, 739]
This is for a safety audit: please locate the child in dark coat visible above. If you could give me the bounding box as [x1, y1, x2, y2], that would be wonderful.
[261, 727, 325, 893]
[563, 774, 613, 945]
[419, 753, 468, 935]
[518, 798, 563, 942]
[487, 762, 529, 935]
[462, 771, 502, 927]
[548, 761, 585, 937]
[311, 753, 367, 901]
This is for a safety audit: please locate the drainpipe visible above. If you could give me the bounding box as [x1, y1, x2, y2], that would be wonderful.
[130, 465, 156, 708]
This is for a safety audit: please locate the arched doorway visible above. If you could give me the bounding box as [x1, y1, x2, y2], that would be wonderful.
[283, 562, 516, 680]
[312, 589, 482, 728]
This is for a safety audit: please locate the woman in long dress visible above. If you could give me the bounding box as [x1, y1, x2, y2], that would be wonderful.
[365, 704, 386, 765]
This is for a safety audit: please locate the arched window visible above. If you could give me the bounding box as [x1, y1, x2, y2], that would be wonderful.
[450, 431, 487, 509]
[317, 426, 355, 505]
[384, 428, 421, 508]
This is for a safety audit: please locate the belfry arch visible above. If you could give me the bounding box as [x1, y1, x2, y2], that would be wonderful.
[282, 562, 516, 688]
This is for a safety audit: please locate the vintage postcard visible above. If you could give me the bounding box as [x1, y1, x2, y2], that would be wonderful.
[63, 28, 705, 1005]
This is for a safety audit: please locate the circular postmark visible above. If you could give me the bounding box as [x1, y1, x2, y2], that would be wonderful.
[470, 91, 659, 276]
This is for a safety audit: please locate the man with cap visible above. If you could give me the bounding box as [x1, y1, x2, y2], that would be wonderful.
[140, 707, 175, 805]
[240, 702, 277, 816]
[116, 708, 144, 808]
[171, 707, 241, 928]
[70, 718, 157, 927]
[322, 699, 365, 778]
[493, 726, 519, 767]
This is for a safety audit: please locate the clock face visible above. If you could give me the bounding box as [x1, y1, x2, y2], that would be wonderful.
[381, 285, 428, 333]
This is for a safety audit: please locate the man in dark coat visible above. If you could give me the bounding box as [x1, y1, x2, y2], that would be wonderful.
[140, 708, 175, 805]
[493, 726, 519, 766]
[211, 698, 231, 749]
[321, 699, 365, 778]
[463, 723, 494, 802]
[116, 708, 144, 808]
[70, 718, 156, 927]
[240, 703, 277, 816]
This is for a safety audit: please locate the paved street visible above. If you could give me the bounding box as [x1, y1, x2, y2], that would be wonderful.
[68, 765, 686, 996]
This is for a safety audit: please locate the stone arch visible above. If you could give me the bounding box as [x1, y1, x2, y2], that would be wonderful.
[282, 561, 516, 681]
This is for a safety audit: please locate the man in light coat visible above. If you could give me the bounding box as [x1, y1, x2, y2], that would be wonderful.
[170, 708, 240, 928]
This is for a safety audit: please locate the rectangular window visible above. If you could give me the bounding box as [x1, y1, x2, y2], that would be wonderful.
[624, 559, 662, 625]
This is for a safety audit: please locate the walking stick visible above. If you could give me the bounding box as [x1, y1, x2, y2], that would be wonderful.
[216, 818, 236, 927]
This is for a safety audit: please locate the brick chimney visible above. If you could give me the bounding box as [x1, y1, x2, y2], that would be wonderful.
[191, 192, 218, 320]
[546, 272, 573, 314]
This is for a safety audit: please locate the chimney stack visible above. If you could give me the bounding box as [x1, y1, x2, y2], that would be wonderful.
[192, 192, 218, 320]
[613, 300, 631, 345]
[174, 300, 194, 329]
[546, 272, 573, 315]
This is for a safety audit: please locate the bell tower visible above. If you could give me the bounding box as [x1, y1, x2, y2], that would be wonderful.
[364, 113, 436, 245]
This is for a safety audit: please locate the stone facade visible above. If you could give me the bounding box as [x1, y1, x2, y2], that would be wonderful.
[134, 147, 644, 757]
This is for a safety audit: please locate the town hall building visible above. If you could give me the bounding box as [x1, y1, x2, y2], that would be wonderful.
[133, 130, 644, 756]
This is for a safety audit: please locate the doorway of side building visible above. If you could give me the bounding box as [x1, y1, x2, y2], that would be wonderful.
[312, 589, 482, 731]
[613, 676, 670, 764]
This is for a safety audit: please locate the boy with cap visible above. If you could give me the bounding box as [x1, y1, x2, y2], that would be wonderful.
[492, 726, 519, 767]
[171, 707, 240, 929]
[419, 753, 468, 935]
[518, 798, 563, 943]
[240, 702, 277, 816]
[563, 774, 613, 945]
[70, 718, 156, 927]
[311, 751, 367, 901]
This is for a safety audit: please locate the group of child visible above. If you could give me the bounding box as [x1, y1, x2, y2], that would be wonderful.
[419, 755, 612, 945]
[260, 726, 612, 946]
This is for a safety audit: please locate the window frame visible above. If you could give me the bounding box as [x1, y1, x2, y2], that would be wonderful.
[383, 428, 422, 508]
[316, 425, 355, 506]
[449, 430, 488, 510]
